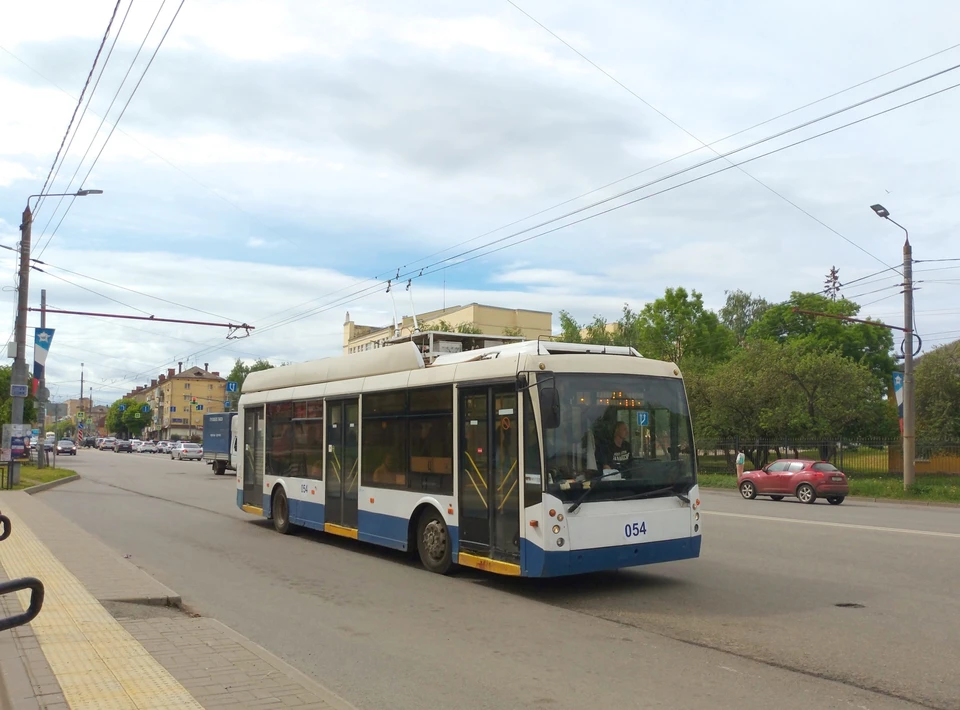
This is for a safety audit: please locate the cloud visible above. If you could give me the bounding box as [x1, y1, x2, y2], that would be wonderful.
[246, 236, 266, 248]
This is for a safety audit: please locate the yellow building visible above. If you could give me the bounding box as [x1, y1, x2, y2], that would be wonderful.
[128, 364, 226, 440]
[344, 303, 552, 355]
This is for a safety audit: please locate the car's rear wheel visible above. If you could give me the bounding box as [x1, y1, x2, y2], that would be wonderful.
[827, 496, 845, 505]
[739, 480, 757, 500]
[797, 483, 817, 504]
[771, 495, 785, 501]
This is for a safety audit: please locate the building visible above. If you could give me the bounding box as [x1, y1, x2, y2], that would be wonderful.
[64, 398, 92, 418]
[344, 303, 552, 356]
[127, 363, 226, 441]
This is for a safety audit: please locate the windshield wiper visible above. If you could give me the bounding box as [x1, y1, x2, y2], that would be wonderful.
[616, 486, 690, 505]
[567, 470, 624, 513]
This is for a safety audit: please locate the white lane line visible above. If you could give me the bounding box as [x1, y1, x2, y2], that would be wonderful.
[703, 511, 960, 539]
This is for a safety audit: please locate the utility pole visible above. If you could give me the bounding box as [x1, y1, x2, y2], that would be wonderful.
[79, 363, 85, 448]
[37, 289, 47, 469]
[10, 204, 34, 486]
[870, 203, 914, 490]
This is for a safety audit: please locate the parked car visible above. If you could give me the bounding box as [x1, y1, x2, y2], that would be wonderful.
[138, 441, 157, 453]
[157, 441, 173, 454]
[171, 442, 203, 461]
[83, 436, 96, 448]
[100, 437, 116, 450]
[96, 437, 104, 448]
[738, 459, 849, 505]
[114, 439, 133, 453]
[56, 439, 77, 455]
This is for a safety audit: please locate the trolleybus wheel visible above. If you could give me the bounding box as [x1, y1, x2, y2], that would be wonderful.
[272, 487, 292, 534]
[417, 508, 452, 575]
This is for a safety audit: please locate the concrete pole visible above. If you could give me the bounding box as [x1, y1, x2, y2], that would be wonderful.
[902, 236, 915, 490]
[10, 204, 33, 486]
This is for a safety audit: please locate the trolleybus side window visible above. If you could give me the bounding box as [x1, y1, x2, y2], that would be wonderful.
[266, 401, 295, 477]
[523, 391, 542, 507]
[362, 387, 454, 495]
[293, 399, 323, 480]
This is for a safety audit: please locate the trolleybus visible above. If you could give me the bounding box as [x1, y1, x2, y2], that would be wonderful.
[236, 340, 701, 576]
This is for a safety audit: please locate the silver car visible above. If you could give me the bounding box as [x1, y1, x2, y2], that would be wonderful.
[171, 442, 203, 461]
[138, 441, 157, 453]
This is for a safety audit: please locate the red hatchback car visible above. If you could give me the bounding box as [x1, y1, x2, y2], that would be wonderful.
[738, 459, 849, 505]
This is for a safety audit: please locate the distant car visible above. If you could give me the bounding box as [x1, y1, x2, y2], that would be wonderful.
[83, 437, 96, 448]
[157, 441, 173, 454]
[96, 437, 104, 448]
[56, 439, 77, 455]
[738, 459, 849, 505]
[100, 437, 116, 450]
[171, 442, 203, 461]
[43, 439, 54, 452]
[114, 439, 133, 453]
[130, 439, 142, 450]
[138, 441, 157, 453]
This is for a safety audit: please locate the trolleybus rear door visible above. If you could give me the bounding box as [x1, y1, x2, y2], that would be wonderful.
[325, 398, 360, 530]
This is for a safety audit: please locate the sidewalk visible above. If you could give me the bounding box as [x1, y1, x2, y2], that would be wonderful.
[0, 489, 357, 710]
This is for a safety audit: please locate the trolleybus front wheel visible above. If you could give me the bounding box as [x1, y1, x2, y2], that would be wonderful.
[417, 508, 452, 575]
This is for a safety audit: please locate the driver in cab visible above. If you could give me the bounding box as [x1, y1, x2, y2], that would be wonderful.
[595, 421, 632, 478]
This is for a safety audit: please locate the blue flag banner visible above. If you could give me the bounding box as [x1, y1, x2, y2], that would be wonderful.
[32, 328, 55, 394]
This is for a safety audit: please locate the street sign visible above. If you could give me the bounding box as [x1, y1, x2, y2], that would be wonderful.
[118, 404, 127, 412]
[226, 381, 238, 393]
[10, 384, 28, 398]
[196, 404, 204, 411]
[77, 412, 85, 421]
[224, 401, 231, 409]
[636, 411, 649, 427]
[134, 412, 141, 419]
[141, 405, 149, 413]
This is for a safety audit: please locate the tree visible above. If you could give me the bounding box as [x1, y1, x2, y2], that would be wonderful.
[748, 292, 895, 384]
[915, 341, 960, 443]
[502, 326, 524, 337]
[628, 288, 735, 365]
[558, 311, 583, 343]
[123, 403, 151, 437]
[433, 320, 454, 332]
[226, 358, 274, 408]
[0, 365, 37, 426]
[719, 290, 769, 345]
[107, 398, 141, 437]
[53, 419, 76, 439]
[455, 323, 482, 334]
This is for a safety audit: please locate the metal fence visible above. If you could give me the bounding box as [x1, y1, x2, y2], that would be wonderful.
[698, 438, 960, 477]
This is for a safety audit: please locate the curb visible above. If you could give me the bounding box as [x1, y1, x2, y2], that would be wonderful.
[206, 619, 359, 710]
[24, 474, 80, 495]
[700, 485, 960, 509]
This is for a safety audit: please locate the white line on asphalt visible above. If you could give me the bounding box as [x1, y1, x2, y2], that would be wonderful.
[703, 511, 960, 539]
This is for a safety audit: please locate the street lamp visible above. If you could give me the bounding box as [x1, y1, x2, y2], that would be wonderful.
[10, 189, 103, 485]
[870, 202, 914, 490]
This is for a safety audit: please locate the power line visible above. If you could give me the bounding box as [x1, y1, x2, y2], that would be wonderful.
[30, 266, 153, 316]
[846, 283, 903, 300]
[505, 0, 904, 273]
[915, 257, 960, 263]
[34, 0, 123, 218]
[37, 0, 186, 258]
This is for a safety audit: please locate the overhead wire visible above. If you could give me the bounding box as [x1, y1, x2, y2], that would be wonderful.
[30, 267, 153, 316]
[34, 0, 124, 219]
[37, 0, 187, 258]
[505, 0, 904, 273]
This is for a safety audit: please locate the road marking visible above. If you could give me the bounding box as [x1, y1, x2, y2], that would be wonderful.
[703, 511, 960, 539]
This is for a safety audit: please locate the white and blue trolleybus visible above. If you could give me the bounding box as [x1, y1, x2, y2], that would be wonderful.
[236, 340, 701, 576]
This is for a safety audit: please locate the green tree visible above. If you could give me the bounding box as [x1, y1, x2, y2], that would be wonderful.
[107, 398, 141, 436]
[628, 288, 735, 365]
[915, 341, 960, 443]
[53, 419, 76, 439]
[226, 358, 274, 408]
[455, 323, 482, 334]
[748, 292, 895, 383]
[123, 403, 151, 437]
[0, 365, 38, 426]
[719, 290, 770, 345]
[557, 311, 583, 343]
[502, 326, 524, 337]
[432, 320, 454, 332]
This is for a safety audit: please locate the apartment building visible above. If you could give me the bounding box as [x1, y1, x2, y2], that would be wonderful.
[128, 363, 226, 440]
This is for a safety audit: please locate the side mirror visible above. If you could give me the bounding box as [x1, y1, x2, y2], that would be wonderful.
[539, 386, 561, 430]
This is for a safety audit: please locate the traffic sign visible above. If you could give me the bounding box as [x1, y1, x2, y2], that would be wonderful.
[637, 411, 649, 427]
[134, 412, 141, 419]
[226, 381, 239, 393]
[10, 384, 28, 398]
[118, 404, 127, 412]
[77, 412, 85, 421]
[196, 404, 204, 411]
[224, 401, 231, 409]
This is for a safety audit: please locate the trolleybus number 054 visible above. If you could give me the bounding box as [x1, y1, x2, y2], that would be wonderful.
[624, 521, 647, 538]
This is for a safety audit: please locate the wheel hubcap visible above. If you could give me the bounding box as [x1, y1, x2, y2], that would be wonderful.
[799, 487, 812, 501]
[741, 483, 753, 498]
[422, 520, 446, 562]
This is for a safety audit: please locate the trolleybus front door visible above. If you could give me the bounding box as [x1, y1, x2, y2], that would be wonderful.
[325, 398, 359, 530]
[458, 385, 520, 562]
[242, 406, 264, 509]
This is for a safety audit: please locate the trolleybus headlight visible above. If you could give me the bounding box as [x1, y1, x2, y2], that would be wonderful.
[556, 514, 563, 521]
[557, 537, 565, 547]
[552, 525, 561, 534]
[694, 524, 699, 533]
[695, 512, 700, 521]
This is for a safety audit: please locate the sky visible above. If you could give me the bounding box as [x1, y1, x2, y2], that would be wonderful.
[1, 0, 959, 406]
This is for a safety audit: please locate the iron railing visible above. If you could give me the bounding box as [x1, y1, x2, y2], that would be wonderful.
[0, 509, 45, 632]
[698, 438, 960, 476]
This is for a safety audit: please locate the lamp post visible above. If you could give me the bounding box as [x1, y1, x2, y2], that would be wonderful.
[11, 190, 102, 484]
[870, 203, 914, 490]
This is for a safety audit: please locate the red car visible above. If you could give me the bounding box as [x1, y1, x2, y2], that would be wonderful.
[738, 459, 849, 505]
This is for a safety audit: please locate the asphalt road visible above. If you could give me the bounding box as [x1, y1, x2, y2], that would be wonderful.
[38, 449, 960, 710]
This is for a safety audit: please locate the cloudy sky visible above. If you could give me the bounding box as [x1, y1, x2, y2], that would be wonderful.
[1, 0, 959, 405]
